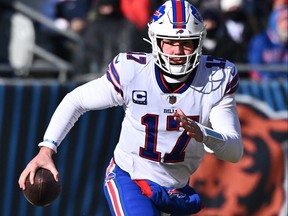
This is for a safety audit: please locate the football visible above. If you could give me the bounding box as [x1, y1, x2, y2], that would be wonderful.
[23, 168, 61, 206]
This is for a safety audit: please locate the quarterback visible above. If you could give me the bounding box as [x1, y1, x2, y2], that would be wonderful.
[19, 0, 243, 215]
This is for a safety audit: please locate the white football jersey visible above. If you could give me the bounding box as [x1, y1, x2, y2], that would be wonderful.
[39, 52, 242, 188]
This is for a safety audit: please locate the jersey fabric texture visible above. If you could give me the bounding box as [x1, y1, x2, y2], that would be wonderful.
[39, 52, 242, 189]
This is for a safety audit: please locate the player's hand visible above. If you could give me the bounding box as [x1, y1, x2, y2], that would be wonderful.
[18, 147, 59, 190]
[173, 108, 203, 142]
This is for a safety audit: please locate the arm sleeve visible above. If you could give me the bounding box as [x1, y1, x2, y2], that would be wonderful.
[198, 94, 243, 163]
[38, 75, 124, 152]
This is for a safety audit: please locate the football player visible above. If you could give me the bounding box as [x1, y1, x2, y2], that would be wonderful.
[19, 0, 243, 215]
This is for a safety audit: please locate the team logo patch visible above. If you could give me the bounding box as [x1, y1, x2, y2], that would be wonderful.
[168, 189, 186, 199]
[132, 90, 147, 105]
[190, 5, 202, 23]
[176, 30, 184, 34]
[150, 5, 166, 23]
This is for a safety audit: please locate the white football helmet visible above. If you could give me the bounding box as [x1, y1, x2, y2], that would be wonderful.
[147, 0, 206, 76]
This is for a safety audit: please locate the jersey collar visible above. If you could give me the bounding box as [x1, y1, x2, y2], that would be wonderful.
[155, 65, 196, 93]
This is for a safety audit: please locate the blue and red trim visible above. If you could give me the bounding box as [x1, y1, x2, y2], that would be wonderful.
[104, 159, 125, 216]
[225, 73, 239, 94]
[106, 60, 123, 97]
[171, 0, 186, 29]
[155, 65, 195, 94]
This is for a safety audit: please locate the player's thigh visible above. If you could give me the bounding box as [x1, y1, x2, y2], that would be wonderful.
[104, 163, 160, 216]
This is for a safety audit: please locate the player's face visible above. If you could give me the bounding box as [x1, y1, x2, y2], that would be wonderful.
[161, 39, 195, 64]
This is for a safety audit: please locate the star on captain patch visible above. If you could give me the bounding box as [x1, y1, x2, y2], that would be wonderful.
[168, 95, 177, 104]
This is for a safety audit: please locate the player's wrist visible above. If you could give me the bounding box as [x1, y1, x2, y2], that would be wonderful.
[39, 146, 56, 156]
[38, 139, 58, 153]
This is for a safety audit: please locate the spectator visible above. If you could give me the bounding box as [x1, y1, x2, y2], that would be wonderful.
[0, 1, 35, 77]
[274, 0, 288, 8]
[241, 0, 273, 34]
[201, 9, 221, 57]
[198, 0, 220, 11]
[248, 4, 288, 80]
[83, 0, 136, 75]
[217, 0, 254, 64]
[55, 0, 91, 34]
[36, 0, 91, 63]
[0, 2, 13, 66]
[120, 0, 151, 30]
[120, 0, 161, 53]
[9, 11, 35, 75]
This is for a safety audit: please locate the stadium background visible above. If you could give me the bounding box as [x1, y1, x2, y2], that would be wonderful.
[0, 0, 287, 215]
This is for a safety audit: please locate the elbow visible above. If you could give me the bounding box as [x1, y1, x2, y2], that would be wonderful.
[230, 150, 243, 163]
[229, 139, 244, 163]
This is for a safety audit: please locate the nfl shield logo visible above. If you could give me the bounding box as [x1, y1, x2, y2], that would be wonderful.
[168, 95, 177, 104]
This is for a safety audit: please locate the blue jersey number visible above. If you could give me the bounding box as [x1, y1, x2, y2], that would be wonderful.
[205, 56, 226, 69]
[140, 114, 199, 163]
[127, 52, 146, 64]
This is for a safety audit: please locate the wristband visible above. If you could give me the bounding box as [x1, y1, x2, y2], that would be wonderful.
[38, 139, 58, 153]
[197, 123, 224, 143]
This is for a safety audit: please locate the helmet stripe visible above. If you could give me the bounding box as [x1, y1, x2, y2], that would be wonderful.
[172, 0, 186, 29]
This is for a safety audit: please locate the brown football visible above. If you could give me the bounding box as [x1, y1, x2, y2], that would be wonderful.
[23, 168, 61, 206]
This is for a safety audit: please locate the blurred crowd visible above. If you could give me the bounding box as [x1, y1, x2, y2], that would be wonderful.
[0, 0, 287, 80]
